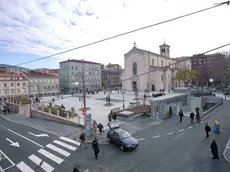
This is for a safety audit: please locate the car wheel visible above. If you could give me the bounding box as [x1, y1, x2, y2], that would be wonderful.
[120, 145, 124, 151]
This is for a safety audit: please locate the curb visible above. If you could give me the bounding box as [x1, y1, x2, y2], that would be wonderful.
[223, 137, 230, 163]
[76, 139, 108, 144]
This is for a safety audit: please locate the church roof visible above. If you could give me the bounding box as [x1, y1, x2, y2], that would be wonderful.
[159, 43, 170, 47]
[125, 45, 169, 59]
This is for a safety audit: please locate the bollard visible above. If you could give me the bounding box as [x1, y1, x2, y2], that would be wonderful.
[57, 109, 60, 116]
[67, 112, 69, 119]
[48, 108, 51, 114]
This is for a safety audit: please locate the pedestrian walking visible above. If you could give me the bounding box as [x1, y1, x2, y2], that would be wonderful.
[179, 110, 184, 123]
[108, 113, 112, 122]
[92, 137, 100, 160]
[210, 140, 219, 160]
[7, 107, 10, 114]
[190, 112, 195, 124]
[93, 121, 98, 136]
[79, 131, 87, 149]
[97, 123, 104, 135]
[205, 123, 211, 138]
[112, 112, 117, 120]
[52, 98, 55, 103]
[3, 106, 6, 114]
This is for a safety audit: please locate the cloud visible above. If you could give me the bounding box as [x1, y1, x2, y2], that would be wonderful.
[0, 0, 230, 68]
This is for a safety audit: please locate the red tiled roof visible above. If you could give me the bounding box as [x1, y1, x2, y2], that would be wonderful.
[24, 73, 58, 77]
[60, 59, 101, 65]
[0, 73, 24, 77]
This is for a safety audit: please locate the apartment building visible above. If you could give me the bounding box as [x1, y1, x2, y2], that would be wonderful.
[24, 73, 60, 96]
[60, 59, 101, 93]
[0, 73, 29, 103]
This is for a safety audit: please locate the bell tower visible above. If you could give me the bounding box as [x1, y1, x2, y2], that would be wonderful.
[159, 42, 170, 57]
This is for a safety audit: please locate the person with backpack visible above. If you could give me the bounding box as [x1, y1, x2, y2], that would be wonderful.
[79, 131, 87, 149]
[97, 123, 104, 135]
[205, 123, 211, 138]
[92, 137, 100, 160]
[190, 112, 195, 124]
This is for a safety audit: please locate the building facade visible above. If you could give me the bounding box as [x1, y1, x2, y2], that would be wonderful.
[24, 73, 60, 96]
[191, 53, 225, 84]
[0, 73, 29, 103]
[122, 43, 191, 92]
[101, 69, 121, 89]
[60, 59, 101, 93]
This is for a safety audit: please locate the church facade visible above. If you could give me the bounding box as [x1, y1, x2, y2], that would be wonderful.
[122, 43, 191, 92]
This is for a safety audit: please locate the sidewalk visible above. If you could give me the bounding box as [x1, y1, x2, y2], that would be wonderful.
[0, 113, 83, 136]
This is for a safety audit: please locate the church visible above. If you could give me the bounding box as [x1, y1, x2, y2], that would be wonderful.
[122, 42, 191, 92]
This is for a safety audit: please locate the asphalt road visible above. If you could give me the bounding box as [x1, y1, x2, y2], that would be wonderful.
[0, 117, 79, 172]
[66, 101, 230, 172]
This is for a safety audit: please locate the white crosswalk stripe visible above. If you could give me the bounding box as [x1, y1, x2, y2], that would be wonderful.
[28, 154, 54, 172]
[53, 140, 77, 151]
[46, 144, 71, 157]
[60, 137, 81, 146]
[38, 149, 63, 164]
[17, 161, 35, 172]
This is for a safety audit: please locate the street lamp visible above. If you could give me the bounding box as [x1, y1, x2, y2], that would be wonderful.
[122, 91, 125, 109]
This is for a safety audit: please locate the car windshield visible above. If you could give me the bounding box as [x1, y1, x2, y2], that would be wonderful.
[119, 132, 131, 139]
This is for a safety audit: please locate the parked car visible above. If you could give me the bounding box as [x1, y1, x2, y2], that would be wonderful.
[107, 121, 139, 151]
[152, 92, 165, 97]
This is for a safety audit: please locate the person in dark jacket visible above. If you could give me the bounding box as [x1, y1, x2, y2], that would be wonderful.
[97, 123, 104, 135]
[3, 106, 6, 114]
[92, 137, 100, 160]
[205, 123, 211, 138]
[210, 140, 219, 159]
[179, 110, 184, 123]
[79, 131, 87, 149]
[190, 112, 195, 124]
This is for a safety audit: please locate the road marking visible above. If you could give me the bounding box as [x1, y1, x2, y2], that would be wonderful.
[0, 166, 4, 172]
[166, 132, 174, 135]
[196, 124, 199, 126]
[188, 126, 193, 129]
[6, 138, 20, 147]
[17, 161, 35, 172]
[46, 144, 70, 157]
[59, 137, 81, 146]
[7, 129, 43, 148]
[136, 138, 145, 141]
[28, 154, 54, 172]
[178, 129, 184, 132]
[223, 137, 230, 163]
[53, 140, 77, 151]
[28, 132, 49, 137]
[38, 149, 63, 164]
[152, 135, 161, 139]
[0, 150, 15, 167]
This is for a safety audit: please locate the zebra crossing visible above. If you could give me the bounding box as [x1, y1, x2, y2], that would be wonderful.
[16, 136, 81, 172]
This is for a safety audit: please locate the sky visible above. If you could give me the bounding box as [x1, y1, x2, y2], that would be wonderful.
[0, 0, 230, 69]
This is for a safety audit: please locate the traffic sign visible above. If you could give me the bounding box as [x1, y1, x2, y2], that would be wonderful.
[82, 109, 86, 115]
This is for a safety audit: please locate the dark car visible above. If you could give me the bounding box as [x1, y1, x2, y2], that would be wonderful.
[107, 121, 139, 151]
[152, 92, 165, 97]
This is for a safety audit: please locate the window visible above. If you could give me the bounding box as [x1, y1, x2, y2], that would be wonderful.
[11, 83, 14, 87]
[17, 83, 20, 86]
[11, 89, 14, 94]
[23, 83, 26, 86]
[161, 60, 164, 67]
[161, 74, 163, 82]
[133, 62, 137, 75]
[161, 48, 165, 53]
[152, 59, 154, 65]
[17, 89, 20, 94]
[44, 86, 46, 89]
[4, 83, 7, 87]
[167, 49, 169, 53]
[17, 77, 19, 80]
[4, 90, 7, 94]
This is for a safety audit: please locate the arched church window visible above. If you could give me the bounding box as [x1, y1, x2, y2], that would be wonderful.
[133, 62, 137, 75]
